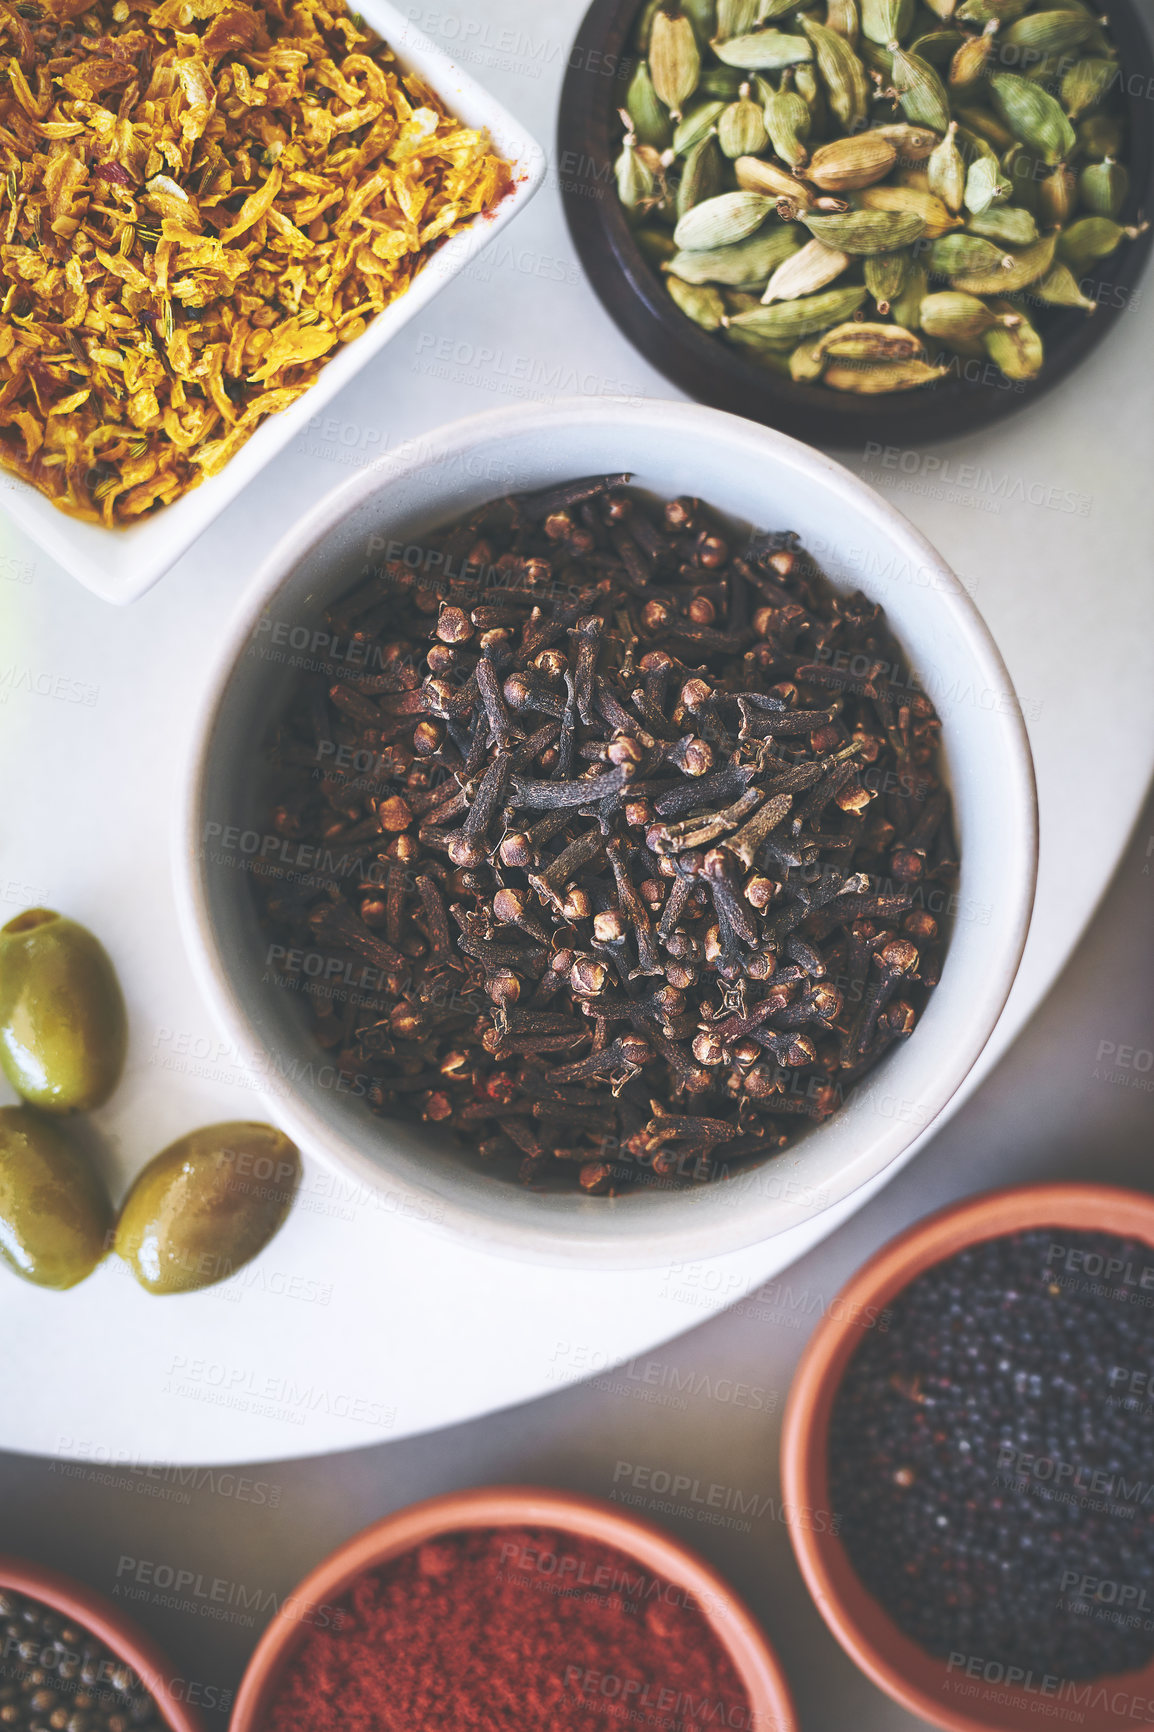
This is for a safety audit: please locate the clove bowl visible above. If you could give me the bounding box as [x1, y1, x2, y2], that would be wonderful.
[174, 395, 1036, 1269]
[781, 1182, 1154, 1732]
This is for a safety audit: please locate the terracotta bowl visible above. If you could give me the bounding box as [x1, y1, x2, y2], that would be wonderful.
[229, 1484, 797, 1731]
[0, 1554, 208, 1731]
[781, 1182, 1154, 1732]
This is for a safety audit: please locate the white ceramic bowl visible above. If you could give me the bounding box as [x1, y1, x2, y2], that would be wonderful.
[174, 397, 1037, 1269]
[0, 0, 544, 605]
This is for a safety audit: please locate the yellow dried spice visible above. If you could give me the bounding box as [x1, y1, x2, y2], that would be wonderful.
[0, 0, 511, 524]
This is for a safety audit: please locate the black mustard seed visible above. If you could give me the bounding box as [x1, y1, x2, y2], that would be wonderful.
[828, 1227, 1154, 1680]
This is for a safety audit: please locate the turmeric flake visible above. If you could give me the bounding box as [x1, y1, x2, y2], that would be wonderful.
[0, 0, 511, 524]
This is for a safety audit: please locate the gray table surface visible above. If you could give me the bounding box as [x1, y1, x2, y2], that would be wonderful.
[3, 782, 1151, 1730]
[3, 0, 1152, 1713]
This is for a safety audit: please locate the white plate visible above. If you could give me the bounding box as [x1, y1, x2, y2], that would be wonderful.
[0, 0, 1150, 1464]
[0, 0, 544, 604]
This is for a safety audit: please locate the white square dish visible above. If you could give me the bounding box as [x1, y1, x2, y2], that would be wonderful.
[0, 0, 545, 605]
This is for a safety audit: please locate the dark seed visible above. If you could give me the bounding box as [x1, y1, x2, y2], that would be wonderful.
[252, 483, 955, 1196]
[829, 1227, 1154, 1681]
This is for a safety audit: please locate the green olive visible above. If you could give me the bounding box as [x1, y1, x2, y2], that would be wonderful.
[0, 908, 127, 1112]
[0, 1106, 112, 1288]
[114, 1122, 301, 1295]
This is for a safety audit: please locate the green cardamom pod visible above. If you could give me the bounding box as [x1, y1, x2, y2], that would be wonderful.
[666, 275, 728, 328]
[983, 296, 1043, 379]
[673, 188, 774, 249]
[949, 20, 999, 87]
[723, 289, 765, 313]
[859, 36, 895, 79]
[627, 61, 675, 150]
[667, 223, 801, 284]
[956, 0, 1028, 22]
[1058, 214, 1145, 272]
[1022, 52, 1069, 87]
[800, 15, 871, 130]
[1076, 112, 1123, 161]
[763, 75, 813, 166]
[858, 185, 960, 237]
[698, 64, 748, 95]
[816, 320, 925, 359]
[677, 129, 725, 216]
[889, 42, 953, 132]
[731, 337, 794, 374]
[684, 0, 719, 35]
[1033, 261, 1097, 310]
[673, 99, 728, 153]
[967, 202, 1038, 245]
[826, 0, 861, 46]
[808, 130, 897, 190]
[636, 226, 680, 268]
[954, 104, 1016, 150]
[802, 206, 926, 253]
[650, 8, 703, 120]
[930, 231, 1010, 274]
[1036, 164, 1076, 226]
[822, 357, 948, 391]
[793, 63, 829, 132]
[1078, 156, 1128, 217]
[1082, 23, 1116, 58]
[1060, 56, 1116, 120]
[1001, 7, 1098, 55]
[617, 0, 1136, 395]
[762, 236, 852, 300]
[789, 340, 829, 380]
[712, 29, 814, 68]
[634, 0, 664, 53]
[861, 0, 914, 46]
[913, 28, 965, 66]
[890, 259, 930, 327]
[864, 248, 911, 311]
[965, 153, 1011, 214]
[928, 120, 967, 212]
[877, 123, 942, 161]
[616, 124, 658, 214]
[735, 154, 817, 203]
[955, 124, 997, 166]
[716, 0, 759, 36]
[919, 289, 1007, 339]
[718, 83, 770, 154]
[725, 281, 869, 343]
[949, 227, 1057, 291]
[989, 71, 1076, 165]
[1000, 143, 1040, 214]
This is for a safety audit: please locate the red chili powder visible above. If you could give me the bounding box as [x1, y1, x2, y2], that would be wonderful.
[264, 1525, 755, 1731]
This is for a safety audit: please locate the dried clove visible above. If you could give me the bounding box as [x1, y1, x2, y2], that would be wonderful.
[254, 482, 956, 1196]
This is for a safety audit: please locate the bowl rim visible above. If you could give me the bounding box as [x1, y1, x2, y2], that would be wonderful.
[557, 0, 1154, 451]
[227, 1482, 798, 1731]
[780, 1181, 1154, 1732]
[0, 1552, 208, 1732]
[173, 394, 1038, 1268]
[0, 0, 546, 605]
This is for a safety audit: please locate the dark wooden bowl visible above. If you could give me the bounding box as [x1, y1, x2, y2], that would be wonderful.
[559, 0, 1154, 449]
